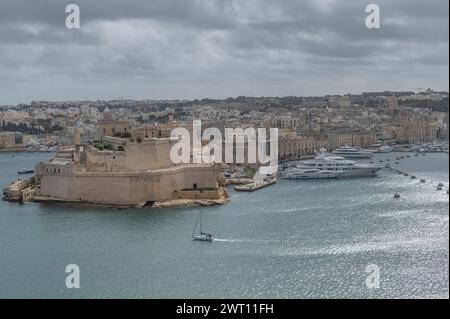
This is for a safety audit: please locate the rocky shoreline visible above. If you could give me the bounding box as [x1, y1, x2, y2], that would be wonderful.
[151, 187, 229, 208]
[2, 177, 37, 203]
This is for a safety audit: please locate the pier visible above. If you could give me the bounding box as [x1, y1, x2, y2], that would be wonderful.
[234, 177, 277, 192]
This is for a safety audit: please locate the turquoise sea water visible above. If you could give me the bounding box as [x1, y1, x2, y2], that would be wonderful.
[0, 152, 448, 298]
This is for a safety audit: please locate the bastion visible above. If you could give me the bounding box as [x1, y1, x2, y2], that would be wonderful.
[5, 136, 228, 207]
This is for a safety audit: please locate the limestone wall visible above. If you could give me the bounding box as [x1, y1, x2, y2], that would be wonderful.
[173, 190, 220, 200]
[38, 165, 217, 205]
[86, 147, 126, 172]
[124, 139, 174, 170]
[82, 139, 175, 172]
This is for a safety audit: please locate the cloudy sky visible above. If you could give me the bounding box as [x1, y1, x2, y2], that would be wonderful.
[0, 0, 448, 104]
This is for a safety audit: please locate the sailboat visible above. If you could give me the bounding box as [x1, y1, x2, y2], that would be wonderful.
[192, 211, 213, 242]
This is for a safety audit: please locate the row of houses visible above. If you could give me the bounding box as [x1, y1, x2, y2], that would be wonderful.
[0, 132, 24, 151]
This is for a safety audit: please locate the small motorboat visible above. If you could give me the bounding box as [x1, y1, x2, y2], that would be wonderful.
[420, 179, 426, 183]
[411, 175, 416, 179]
[18, 169, 34, 175]
[394, 193, 400, 198]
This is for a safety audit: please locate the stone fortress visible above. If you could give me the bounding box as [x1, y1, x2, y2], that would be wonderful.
[31, 110, 226, 207]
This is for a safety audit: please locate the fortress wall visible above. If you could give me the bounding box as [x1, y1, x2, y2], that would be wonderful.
[81, 139, 176, 172]
[179, 167, 218, 190]
[38, 165, 217, 205]
[40, 174, 72, 200]
[86, 148, 126, 172]
[173, 190, 220, 200]
[124, 139, 174, 170]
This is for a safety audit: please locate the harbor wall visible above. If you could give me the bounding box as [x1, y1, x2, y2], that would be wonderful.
[173, 189, 220, 200]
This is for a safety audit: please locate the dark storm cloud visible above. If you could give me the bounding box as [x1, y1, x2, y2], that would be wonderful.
[0, 0, 448, 104]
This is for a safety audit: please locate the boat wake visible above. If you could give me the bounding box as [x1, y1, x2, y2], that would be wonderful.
[212, 238, 286, 244]
[212, 238, 245, 243]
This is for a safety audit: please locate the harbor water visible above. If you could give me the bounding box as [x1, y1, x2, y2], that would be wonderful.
[0, 152, 448, 298]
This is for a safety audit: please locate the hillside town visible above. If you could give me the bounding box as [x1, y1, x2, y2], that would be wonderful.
[1, 89, 448, 158]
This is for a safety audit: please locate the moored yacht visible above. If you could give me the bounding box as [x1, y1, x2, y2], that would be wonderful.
[378, 145, 392, 153]
[332, 146, 374, 158]
[296, 150, 382, 177]
[282, 168, 341, 179]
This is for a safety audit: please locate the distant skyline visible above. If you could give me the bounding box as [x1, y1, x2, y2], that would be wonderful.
[2, 87, 450, 106]
[1, 0, 448, 105]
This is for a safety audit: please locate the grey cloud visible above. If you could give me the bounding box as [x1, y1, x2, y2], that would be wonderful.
[0, 0, 448, 104]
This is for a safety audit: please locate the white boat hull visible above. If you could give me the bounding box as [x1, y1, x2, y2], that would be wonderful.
[337, 166, 382, 177]
[282, 173, 340, 179]
[193, 234, 213, 241]
[294, 150, 383, 178]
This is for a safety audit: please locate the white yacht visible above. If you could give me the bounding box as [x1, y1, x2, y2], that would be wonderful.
[331, 146, 374, 159]
[378, 145, 392, 153]
[296, 151, 382, 177]
[282, 168, 341, 179]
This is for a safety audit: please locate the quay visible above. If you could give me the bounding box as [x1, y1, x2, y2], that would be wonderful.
[234, 177, 277, 192]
